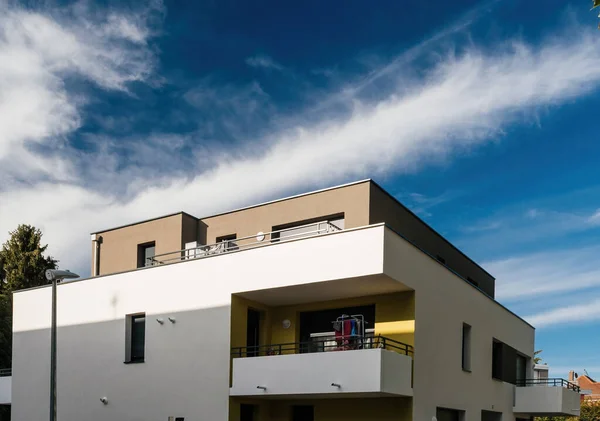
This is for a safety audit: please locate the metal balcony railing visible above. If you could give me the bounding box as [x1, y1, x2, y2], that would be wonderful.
[0, 368, 11, 377]
[147, 220, 343, 266]
[516, 378, 581, 393]
[231, 335, 414, 359]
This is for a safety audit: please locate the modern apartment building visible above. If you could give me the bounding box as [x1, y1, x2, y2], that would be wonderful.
[11, 180, 581, 421]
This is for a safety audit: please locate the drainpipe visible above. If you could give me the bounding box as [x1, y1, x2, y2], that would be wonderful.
[91, 234, 102, 276]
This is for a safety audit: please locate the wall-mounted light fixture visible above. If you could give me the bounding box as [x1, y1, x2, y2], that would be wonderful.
[156, 318, 164, 324]
[168, 317, 176, 324]
[256, 386, 267, 391]
[100, 397, 108, 405]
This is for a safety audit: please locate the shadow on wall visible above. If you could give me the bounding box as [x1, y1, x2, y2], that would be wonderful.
[12, 305, 231, 421]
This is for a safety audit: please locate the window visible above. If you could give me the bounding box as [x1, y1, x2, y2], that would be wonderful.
[137, 242, 156, 267]
[482, 410, 502, 421]
[292, 405, 314, 421]
[462, 323, 471, 372]
[467, 277, 479, 288]
[271, 214, 344, 242]
[492, 339, 518, 384]
[492, 340, 502, 380]
[516, 354, 527, 385]
[125, 313, 145, 363]
[436, 407, 464, 421]
[216, 234, 238, 251]
[241, 404, 257, 421]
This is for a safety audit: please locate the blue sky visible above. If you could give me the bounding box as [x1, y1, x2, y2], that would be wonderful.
[1, 0, 600, 378]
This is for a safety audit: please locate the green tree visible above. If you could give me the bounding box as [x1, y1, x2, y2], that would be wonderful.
[0, 224, 58, 293]
[534, 349, 544, 364]
[0, 225, 57, 368]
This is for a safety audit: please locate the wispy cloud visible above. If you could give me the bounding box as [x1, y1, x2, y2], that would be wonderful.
[588, 209, 600, 225]
[3, 5, 600, 277]
[489, 246, 600, 303]
[0, 1, 162, 188]
[395, 190, 464, 217]
[525, 298, 600, 328]
[245, 54, 284, 71]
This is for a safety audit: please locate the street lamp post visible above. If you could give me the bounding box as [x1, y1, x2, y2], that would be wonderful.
[45, 269, 79, 421]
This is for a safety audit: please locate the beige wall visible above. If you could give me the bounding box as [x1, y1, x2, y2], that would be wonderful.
[383, 227, 535, 421]
[369, 183, 496, 297]
[94, 213, 188, 275]
[200, 182, 371, 244]
[92, 180, 496, 306]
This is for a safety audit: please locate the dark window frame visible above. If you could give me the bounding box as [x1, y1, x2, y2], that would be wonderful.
[271, 213, 345, 242]
[462, 323, 472, 372]
[216, 234, 238, 251]
[125, 313, 146, 364]
[137, 241, 156, 268]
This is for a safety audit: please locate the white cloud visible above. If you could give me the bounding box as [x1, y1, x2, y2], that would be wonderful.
[245, 54, 284, 71]
[525, 298, 600, 328]
[0, 1, 160, 186]
[489, 246, 600, 302]
[588, 209, 600, 225]
[3, 7, 600, 278]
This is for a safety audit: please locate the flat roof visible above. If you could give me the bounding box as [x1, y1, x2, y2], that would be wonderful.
[91, 178, 493, 280]
[91, 179, 371, 234]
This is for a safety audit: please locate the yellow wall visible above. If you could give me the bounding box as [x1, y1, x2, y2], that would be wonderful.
[230, 295, 272, 350]
[268, 292, 415, 348]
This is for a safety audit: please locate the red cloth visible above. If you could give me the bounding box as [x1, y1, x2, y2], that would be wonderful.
[343, 320, 352, 338]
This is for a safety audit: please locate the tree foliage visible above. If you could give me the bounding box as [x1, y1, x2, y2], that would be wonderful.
[0, 225, 57, 369]
[534, 349, 544, 364]
[536, 400, 600, 421]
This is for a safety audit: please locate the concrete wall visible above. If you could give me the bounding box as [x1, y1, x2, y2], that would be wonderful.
[13, 226, 385, 421]
[369, 183, 496, 297]
[230, 349, 412, 397]
[15, 224, 536, 421]
[200, 181, 370, 244]
[383, 228, 535, 421]
[93, 213, 188, 275]
[514, 386, 581, 416]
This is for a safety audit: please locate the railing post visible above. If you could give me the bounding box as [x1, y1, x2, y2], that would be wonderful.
[279, 344, 282, 355]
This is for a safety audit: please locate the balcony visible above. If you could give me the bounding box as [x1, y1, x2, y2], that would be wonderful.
[0, 368, 11, 405]
[148, 220, 343, 266]
[514, 378, 581, 417]
[230, 336, 413, 398]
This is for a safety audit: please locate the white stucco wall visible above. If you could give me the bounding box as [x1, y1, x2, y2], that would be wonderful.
[12, 226, 385, 421]
[230, 348, 412, 397]
[383, 228, 536, 421]
[12, 225, 540, 421]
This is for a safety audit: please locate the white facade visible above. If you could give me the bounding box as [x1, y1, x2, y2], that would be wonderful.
[11, 224, 580, 421]
[230, 348, 413, 398]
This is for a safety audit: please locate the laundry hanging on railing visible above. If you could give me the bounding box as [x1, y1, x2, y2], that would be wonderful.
[332, 314, 366, 351]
